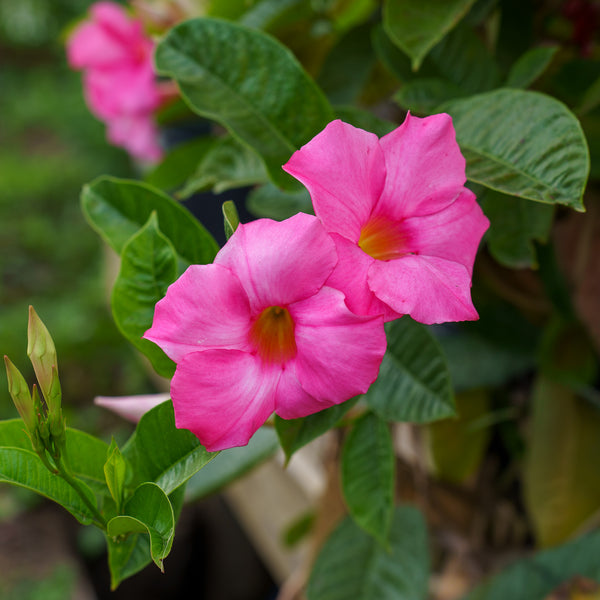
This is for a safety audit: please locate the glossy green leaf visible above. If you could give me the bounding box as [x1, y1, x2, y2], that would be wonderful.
[239, 0, 309, 31]
[576, 75, 600, 116]
[155, 18, 334, 189]
[463, 529, 600, 600]
[429, 23, 500, 94]
[106, 532, 151, 590]
[524, 377, 600, 547]
[318, 22, 376, 105]
[0, 447, 97, 525]
[145, 136, 216, 192]
[185, 427, 278, 501]
[480, 189, 555, 268]
[81, 176, 219, 265]
[104, 439, 127, 512]
[440, 89, 589, 210]
[246, 182, 313, 221]
[505, 45, 558, 89]
[306, 506, 429, 600]
[107, 482, 175, 571]
[111, 213, 177, 378]
[394, 78, 465, 114]
[371, 24, 415, 83]
[341, 412, 394, 545]
[383, 0, 477, 70]
[122, 400, 215, 495]
[427, 389, 491, 483]
[178, 135, 268, 199]
[64, 429, 111, 498]
[276, 396, 360, 462]
[365, 318, 455, 423]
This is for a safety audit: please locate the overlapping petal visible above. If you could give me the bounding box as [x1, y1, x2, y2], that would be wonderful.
[368, 255, 478, 324]
[283, 120, 386, 242]
[144, 264, 252, 363]
[171, 350, 278, 451]
[289, 287, 386, 403]
[215, 213, 337, 310]
[377, 113, 468, 219]
[325, 234, 402, 321]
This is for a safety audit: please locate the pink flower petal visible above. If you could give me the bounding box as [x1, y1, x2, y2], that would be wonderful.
[368, 255, 479, 324]
[288, 286, 386, 405]
[283, 120, 386, 242]
[326, 233, 403, 321]
[215, 213, 337, 311]
[144, 264, 252, 363]
[94, 393, 170, 422]
[401, 189, 489, 276]
[106, 113, 163, 163]
[377, 113, 468, 219]
[171, 350, 278, 451]
[274, 369, 327, 420]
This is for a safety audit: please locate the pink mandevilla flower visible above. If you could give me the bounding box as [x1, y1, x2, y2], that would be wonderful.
[66, 1, 164, 163]
[283, 114, 490, 325]
[144, 213, 387, 451]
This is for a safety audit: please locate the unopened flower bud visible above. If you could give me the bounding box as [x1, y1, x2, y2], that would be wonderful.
[27, 306, 62, 415]
[4, 356, 36, 434]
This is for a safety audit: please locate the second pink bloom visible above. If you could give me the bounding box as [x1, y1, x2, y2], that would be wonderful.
[283, 114, 490, 325]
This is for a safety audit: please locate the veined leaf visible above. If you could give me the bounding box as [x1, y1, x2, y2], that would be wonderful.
[341, 412, 395, 545]
[365, 318, 455, 423]
[441, 89, 589, 210]
[505, 46, 558, 89]
[383, 0, 478, 70]
[306, 506, 429, 600]
[111, 213, 177, 378]
[122, 400, 215, 495]
[155, 18, 334, 189]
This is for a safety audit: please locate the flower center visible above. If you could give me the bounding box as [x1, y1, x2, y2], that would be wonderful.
[249, 306, 297, 364]
[358, 215, 410, 261]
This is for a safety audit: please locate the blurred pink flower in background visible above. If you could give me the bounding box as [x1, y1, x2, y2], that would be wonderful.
[66, 1, 167, 163]
[283, 115, 490, 325]
[144, 214, 387, 451]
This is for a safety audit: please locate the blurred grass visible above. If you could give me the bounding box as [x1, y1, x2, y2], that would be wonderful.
[0, 1, 155, 432]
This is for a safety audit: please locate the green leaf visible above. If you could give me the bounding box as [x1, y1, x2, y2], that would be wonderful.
[178, 135, 268, 199]
[524, 377, 600, 548]
[317, 22, 376, 105]
[222, 200, 239, 241]
[185, 427, 278, 501]
[239, 0, 310, 31]
[111, 213, 177, 378]
[576, 75, 600, 117]
[104, 439, 127, 512]
[246, 182, 313, 221]
[372, 24, 415, 84]
[463, 529, 600, 600]
[106, 533, 151, 590]
[480, 189, 555, 268]
[0, 447, 97, 525]
[383, 0, 478, 70]
[276, 396, 360, 462]
[107, 482, 175, 571]
[426, 389, 491, 483]
[341, 412, 394, 545]
[365, 318, 455, 423]
[429, 23, 500, 94]
[154, 18, 334, 189]
[505, 45, 558, 89]
[81, 176, 219, 265]
[395, 78, 465, 114]
[64, 429, 111, 498]
[145, 136, 216, 192]
[440, 89, 590, 210]
[122, 400, 215, 495]
[306, 506, 430, 600]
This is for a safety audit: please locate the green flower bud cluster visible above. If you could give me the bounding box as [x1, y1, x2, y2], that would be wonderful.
[4, 306, 66, 472]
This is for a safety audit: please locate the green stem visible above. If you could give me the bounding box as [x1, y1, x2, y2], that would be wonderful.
[55, 454, 107, 530]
